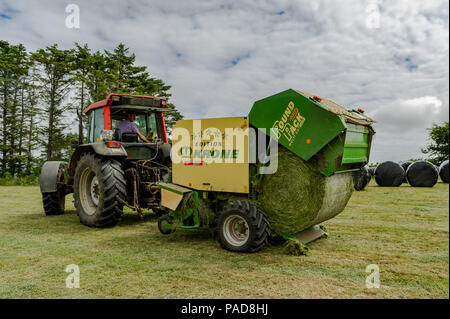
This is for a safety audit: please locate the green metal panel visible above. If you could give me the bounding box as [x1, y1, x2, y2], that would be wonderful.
[249, 89, 346, 161]
[316, 124, 372, 176]
[342, 123, 370, 164]
[317, 133, 346, 176]
[157, 182, 192, 195]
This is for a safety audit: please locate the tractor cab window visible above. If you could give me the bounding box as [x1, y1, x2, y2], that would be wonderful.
[148, 113, 159, 141]
[87, 108, 104, 143]
[111, 112, 161, 142]
[135, 114, 147, 135]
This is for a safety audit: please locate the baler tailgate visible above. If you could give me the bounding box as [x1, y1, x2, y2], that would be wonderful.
[342, 123, 371, 164]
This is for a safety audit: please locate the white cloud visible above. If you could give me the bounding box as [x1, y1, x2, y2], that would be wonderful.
[0, 0, 448, 163]
[370, 96, 443, 133]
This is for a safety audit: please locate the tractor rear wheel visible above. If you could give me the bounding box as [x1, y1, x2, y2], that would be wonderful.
[73, 153, 126, 227]
[42, 166, 66, 215]
[216, 200, 270, 253]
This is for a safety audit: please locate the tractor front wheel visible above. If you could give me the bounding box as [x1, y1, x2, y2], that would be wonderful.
[73, 153, 126, 227]
[216, 200, 270, 253]
[42, 166, 66, 215]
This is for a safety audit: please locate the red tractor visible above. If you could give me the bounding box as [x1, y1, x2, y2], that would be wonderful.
[39, 94, 172, 227]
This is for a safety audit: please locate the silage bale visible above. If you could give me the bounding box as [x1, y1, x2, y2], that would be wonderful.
[400, 161, 413, 183]
[374, 161, 405, 187]
[406, 161, 439, 187]
[258, 146, 353, 236]
[353, 166, 371, 191]
[368, 167, 375, 177]
[439, 160, 449, 183]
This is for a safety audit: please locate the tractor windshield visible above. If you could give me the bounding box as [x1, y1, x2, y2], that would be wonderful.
[111, 112, 161, 142]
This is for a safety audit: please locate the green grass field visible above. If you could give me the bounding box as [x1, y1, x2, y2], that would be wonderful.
[0, 181, 448, 299]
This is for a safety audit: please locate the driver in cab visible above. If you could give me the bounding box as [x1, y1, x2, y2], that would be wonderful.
[117, 112, 150, 143]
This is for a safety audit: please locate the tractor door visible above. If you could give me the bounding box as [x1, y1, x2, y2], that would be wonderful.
[86, 108, 105, 143]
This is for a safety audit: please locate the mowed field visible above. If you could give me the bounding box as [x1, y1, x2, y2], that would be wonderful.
[0, 181, 448, 299]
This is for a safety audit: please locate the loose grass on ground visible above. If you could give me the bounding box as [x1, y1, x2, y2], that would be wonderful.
[0, 181, 448, 298]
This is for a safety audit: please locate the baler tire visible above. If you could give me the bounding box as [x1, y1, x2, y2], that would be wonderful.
[158, 214, 175, 235]
[153, 207, 167, 217]
[42, 191, 65, 216]
[73, 153, 126, 227]
[353, 166, 371, 191]
[216, 200, 270, 253]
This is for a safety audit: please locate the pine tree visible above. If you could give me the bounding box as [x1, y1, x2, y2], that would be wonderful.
[24, 76, 40, 175]
[0, 41, 29, 176]
[72, 43, 92, 144]
[86, 50, 113, 102]
[31, 45, 75, 161]
[105, 43, 146, 93]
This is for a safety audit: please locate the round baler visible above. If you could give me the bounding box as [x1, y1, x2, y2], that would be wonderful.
[157, 89, 375, 252]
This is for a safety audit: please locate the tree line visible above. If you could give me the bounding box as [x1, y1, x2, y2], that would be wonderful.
[0, 41, 183, 178]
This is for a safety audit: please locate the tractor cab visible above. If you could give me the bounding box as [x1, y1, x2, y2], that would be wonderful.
[82, 94, 170, 161]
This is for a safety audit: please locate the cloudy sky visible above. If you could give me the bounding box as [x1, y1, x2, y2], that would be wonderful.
[0, 0, 448, 163]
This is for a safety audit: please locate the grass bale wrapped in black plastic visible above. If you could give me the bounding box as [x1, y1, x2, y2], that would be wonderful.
[258, 146, 354, 236]
[439, 160, 449, 183]
[374, 161, 405, 187]
[400, 161, 413, 183]
[406, 161, 439, 187]
[353, 166, 371, 191]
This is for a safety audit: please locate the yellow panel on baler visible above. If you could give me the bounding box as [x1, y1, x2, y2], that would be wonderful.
[172, 117, 249, 193]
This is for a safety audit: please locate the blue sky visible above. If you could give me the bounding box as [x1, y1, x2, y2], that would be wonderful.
[0, 0, 448, 163]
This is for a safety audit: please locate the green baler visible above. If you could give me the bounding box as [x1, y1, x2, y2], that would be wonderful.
[157, 89, 375, 253]
[250, 89, 374, 176]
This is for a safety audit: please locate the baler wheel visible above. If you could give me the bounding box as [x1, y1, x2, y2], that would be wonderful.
[73, 153, 126, 227]
[216, 200, 270, 253]
[158, 214, 175, 235]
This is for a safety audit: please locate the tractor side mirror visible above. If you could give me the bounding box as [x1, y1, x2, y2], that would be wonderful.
[71, 140, 79, 149]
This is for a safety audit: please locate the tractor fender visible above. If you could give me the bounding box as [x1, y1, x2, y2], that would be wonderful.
[159, 142, 172, 162]
[68, 143, 127, 176]
[40, 161, 67, 193]
[91, 142, 128, 157]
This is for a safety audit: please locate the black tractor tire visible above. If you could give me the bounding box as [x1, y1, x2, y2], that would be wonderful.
[73, 153, 126, 227]
[216, 200, 270, 253]
[42, 192, 65, 215]
[42, 166, 66, 215]
[158, 214, 175, 235]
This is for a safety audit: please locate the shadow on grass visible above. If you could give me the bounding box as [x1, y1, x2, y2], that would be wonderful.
[99, 223, 291, 259]
[116, 211, 159, 226]
[99, 225, 216, 250]
[7, 208, 161, 236]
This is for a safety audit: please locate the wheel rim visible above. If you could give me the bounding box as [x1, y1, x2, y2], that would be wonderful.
[79, 167, 99, 216]
[222, 215, 250, 247]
